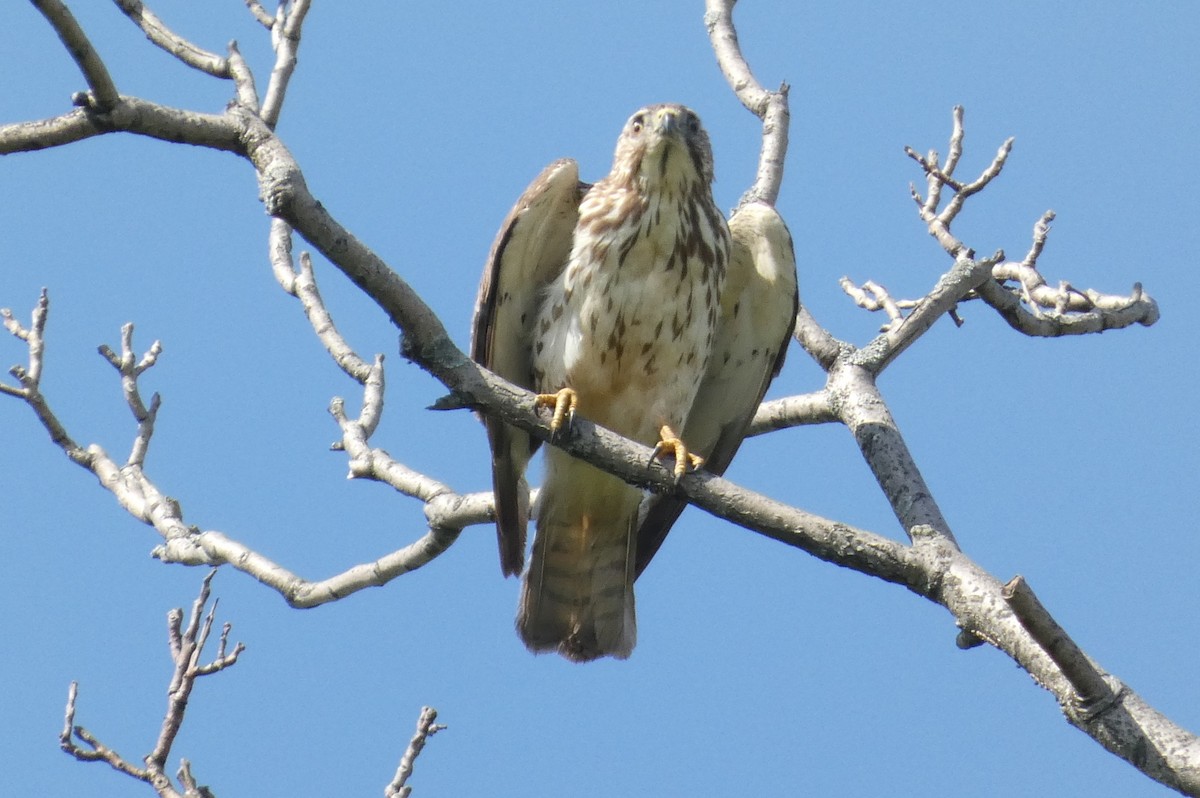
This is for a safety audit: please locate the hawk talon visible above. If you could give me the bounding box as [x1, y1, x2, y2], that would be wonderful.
[535, 388, 579, 439]
[651, 424, 703, 482]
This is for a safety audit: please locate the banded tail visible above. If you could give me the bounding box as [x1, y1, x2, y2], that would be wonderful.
[517, 448, 640, 662]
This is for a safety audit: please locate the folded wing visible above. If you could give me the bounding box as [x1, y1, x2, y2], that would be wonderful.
[471, 160, 588, 576]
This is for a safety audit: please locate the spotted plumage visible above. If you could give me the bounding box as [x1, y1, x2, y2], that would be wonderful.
[633, 201, 799, 576]
[472, 104, 795, 662]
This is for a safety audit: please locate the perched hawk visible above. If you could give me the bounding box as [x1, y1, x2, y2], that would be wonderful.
[472, 104, 796, 662]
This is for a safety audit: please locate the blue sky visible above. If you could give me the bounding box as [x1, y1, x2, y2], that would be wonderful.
[2, 2, 1197, 796]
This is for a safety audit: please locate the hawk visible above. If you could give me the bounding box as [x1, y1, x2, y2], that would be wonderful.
[472, 104, 797, 661]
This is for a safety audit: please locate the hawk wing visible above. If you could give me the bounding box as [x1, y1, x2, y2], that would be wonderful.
[471, 159, 588, 576]
[634, 201, 799, 577]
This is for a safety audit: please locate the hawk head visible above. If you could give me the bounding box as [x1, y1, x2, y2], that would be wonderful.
[609, 104, 716, 192]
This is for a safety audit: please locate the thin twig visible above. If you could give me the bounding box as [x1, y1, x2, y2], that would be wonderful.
[112, 0, 230, 77]
[60, 572, 243, 795]
[385, 706, 446, 798]
[259, 0, 313, 127]
[244, 0, 275, 29]
[98, 323, 163, 467]
[839, 278, 918, 330]
[895, 109, 1160, 337]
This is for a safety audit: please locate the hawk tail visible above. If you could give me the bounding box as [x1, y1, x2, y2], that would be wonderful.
[517, 451, 639, 662]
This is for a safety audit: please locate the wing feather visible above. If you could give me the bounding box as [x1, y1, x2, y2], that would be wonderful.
[471, 159, 586, 576]
[634, 202, 799, 577]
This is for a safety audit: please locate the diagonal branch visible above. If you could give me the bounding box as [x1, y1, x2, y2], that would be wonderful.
[243, 0, 274, 29]
[112, 0, 230, 77]
[30, 0, 119, 111]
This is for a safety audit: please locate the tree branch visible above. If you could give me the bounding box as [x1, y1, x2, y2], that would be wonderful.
[0, 96, 245, 155]
[259, 0, 312, 128]
[385, 707, 446, 798]
[748, 390, 838, 436]
[243, 0, 274, 30]
[60, 571, 244, 797]
[703, 0, 789, 208]
[30, 0, 119, 111]
[112, 0, 231, 77]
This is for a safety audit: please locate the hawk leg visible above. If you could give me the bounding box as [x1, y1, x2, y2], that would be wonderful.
[535, 387, 579, 437]
[652, 424, 704, 481]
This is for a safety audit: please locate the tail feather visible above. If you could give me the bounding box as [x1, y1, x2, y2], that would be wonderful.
[518, 450, 639, 662]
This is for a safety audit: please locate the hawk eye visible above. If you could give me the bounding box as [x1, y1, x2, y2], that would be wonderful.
[631, 114, 645, 134]
[686, 114, 700, 134]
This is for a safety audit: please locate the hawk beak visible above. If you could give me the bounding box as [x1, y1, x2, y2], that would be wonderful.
[654, 108, 681, 138]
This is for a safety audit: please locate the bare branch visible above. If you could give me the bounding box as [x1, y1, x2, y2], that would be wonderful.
[0, 285, 481, 606]
[792, 305, 844, 370]
[839, 278, 918, 330]
[976, 277, 1158, 336]
[859, 253, 1001, 374]
[177, 760, 212, 798]
[98, 323, 163, 467]
[60, 573, 243, 796]
[226, 42, 260, 110]
[704, 0, 790, 207]
[148, 571, 245, 776]
[385, 706, 446, 798]
[2, 292, 89, 462]
[977, 213, 1159, 334]
[244, 0, 275, 29]
[0, 107, 113, 153]
[60, 682, 152, 782]
[154, 523, 467, 607]
[828, 361, 957, 547]
[840, 109, 1160, 345]
[112, 0, 231, 77]
[259, 0, 313, 128]
[2, 288, 48, 385]
[1004, 576, 1115, 715]
[747, 390, 838, 436]
[0, 95, 245, 156]
[30, 0, 119, 111]
[271, 244, 374, 384]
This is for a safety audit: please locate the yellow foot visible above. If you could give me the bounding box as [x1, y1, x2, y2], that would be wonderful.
[534, 387, 579, 437]
[652, 424, 704, 481]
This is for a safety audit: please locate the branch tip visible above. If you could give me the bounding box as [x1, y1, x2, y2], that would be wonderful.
[1003, 575, 1115, 714]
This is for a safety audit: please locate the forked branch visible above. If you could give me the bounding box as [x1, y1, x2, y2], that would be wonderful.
[60, 571, 245, 797]
[846, 106, 1161, 338]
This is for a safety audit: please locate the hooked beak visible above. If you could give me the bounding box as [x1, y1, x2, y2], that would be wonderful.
[653, 107, 682, 138]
